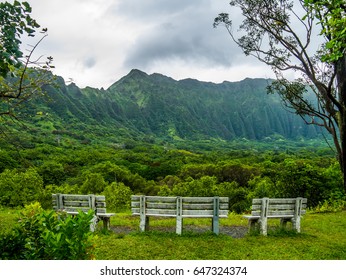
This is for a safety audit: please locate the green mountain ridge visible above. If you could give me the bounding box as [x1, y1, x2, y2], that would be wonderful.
[21, 69, 321, 145]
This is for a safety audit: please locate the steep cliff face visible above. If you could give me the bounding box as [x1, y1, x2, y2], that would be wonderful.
[32, 69, 320, 143]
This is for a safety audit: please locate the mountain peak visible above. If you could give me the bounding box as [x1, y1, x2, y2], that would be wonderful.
[107, 69, 149, 90]
[127, 69, 148, 78]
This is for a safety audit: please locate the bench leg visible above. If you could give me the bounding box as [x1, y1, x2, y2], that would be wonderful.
[140, 216, 149, 232]
[102, 217, 111, 230]
[280, 218, 289, 229]
[259, 218, 267, 236]
[90, 215, 98, 232]
[280, 217, 301, 232]
[292, 216, 301, 233]
[176, 216, 183, 235]
[247, 219, 258, 233]
[212, 216, 219, 235]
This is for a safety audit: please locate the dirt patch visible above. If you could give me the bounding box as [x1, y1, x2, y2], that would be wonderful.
[110, 225, 248, 238]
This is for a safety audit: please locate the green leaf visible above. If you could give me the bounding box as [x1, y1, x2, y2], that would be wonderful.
[22, 2, 32, 13]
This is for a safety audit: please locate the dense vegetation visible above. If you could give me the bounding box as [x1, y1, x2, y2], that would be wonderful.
[13, 69, 322, 147]
[0, 132, 344, 213]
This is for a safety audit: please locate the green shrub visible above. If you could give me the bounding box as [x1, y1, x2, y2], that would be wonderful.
[157, 184, 173, 196]
[42, 211, 96, 260]
[0, 168, 43, 207]
[81, 172, 107, 194]
[248, 176, 276, 198]
[171, 176, 219, 197]
[313, 191, 346, 213]
[0, 203, 96, 260]
[37, 183, 80, 209]
[158, 176, 250, 213]
[103, 182, 132, 212]
[226, 187, 250, 213]
[38, 161, 67, 185]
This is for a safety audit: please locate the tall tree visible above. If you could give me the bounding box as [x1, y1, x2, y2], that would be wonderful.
[0, 1, 53, 121]
[214, 0, 346, 192]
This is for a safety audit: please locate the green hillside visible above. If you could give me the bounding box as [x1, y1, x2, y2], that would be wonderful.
[18, 69, 321, 146]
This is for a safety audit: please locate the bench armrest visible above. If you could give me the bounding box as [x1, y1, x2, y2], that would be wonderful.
[97, 213, 115, 217]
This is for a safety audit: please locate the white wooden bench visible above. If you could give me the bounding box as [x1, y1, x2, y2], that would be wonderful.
[52, 193, 115, 231]
[131, 195, 229, 235]
[243, 197, 307, 236]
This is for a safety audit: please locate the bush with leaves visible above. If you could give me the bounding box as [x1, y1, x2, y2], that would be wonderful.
[0, 168, 43, 207]
[38, 161, 66, 185]
[313, 191, 346, 213]
[0, 203, 96, 260]
[38, 183, 80, 209]
[103, 182, 132, 212]
[248, 176, 276, 199]
[81, 172, 107, 194]
[158, 176, 250, 213]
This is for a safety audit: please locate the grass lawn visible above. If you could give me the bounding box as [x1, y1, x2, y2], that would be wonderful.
[94, 211, 346, 260]
[1, 208, 346, 260]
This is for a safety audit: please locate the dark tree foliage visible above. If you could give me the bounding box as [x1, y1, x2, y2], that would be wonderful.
[0, 1, 39, 76]
[214, 0, 346, 192]
[0, 1, 54, 120]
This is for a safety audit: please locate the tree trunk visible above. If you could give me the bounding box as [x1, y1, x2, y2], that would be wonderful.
[336, 54, 346, 193]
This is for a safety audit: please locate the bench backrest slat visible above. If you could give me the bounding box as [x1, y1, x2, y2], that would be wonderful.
[182, 197, 229, 203]
[250, 197, 307, 217]
[252, 198, 307, 204]
[144, 196, 177, 203]
[146, 209, 177, 216]
[146, 202, 177, 209]
[131, 195, 229, 218]
[52, 194, 108, 214]
[182, 209, 229, 217]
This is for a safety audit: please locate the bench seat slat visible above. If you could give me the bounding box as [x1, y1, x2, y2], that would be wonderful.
[61, 207, 92, 213]
[97, 213, 115, 217]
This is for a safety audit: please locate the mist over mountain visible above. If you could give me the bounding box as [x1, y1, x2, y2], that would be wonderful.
[27, 69, 320, 145]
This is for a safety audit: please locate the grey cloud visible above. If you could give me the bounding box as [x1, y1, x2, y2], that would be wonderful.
[83, 57, 96, 68]
[114, 0, 210, 21]
[122, 2, 242, 69]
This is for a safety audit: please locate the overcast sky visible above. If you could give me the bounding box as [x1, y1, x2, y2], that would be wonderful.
[22, 0, 276, 88]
